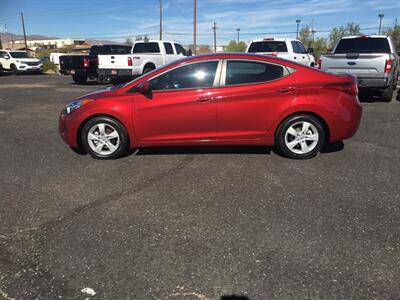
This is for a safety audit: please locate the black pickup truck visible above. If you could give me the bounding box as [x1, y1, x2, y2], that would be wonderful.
[59, 45, 131, 84]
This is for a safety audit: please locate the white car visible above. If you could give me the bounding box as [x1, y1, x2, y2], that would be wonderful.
[0, 50, 43, 75]
[246, 38, 316, 67]
[97, 40, 189, 80]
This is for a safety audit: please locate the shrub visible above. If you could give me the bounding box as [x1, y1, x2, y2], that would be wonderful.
[43, 61, 58, 73]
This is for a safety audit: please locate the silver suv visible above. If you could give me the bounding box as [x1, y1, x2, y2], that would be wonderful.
[319, 35, 398, 101]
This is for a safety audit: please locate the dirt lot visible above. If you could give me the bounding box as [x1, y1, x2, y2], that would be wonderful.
[0, 74, 399, 300]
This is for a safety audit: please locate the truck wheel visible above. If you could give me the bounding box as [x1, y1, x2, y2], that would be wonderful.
[97, 75, 110, 85]
[0, 63, 3, 75]
[142, 65, 155, 75]
[72, 74, 87, 85]
[11, 65, 18, 76]
[381, 84, 394, 102]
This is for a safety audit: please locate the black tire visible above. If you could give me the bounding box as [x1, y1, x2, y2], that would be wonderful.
[142, 65, 155, 75]
[11, 64, 18, 76]
[81, 116, 129, 159]
[97, 75, 111, 85]
[72, 74, 87, 85]
[0, 63, 3, 75]
[276, 114, 326, 159]
[381, 83, 394, 102]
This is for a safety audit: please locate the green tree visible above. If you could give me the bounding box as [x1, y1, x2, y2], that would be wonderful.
[384, 26, 400, 53]
[299, 26, 312, 47]
[225, 40, 247, 52]
[125, 38, 133, 45]
[329, 22, 361, 48]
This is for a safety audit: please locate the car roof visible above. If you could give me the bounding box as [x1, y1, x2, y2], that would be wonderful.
[341, 35, 388, 39]
[134, 40, 177, 44]
[249, 38, 299, 43]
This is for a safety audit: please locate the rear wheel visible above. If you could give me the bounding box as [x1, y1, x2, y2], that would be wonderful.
[97, 74, 111, 85]
[72, 74, 87, 84]
[11, 64, 18, 76]
[81, 116, 129, 159]
[381, 83, 394, 102]
[276, 114, 325, 159]
[142, 64, 155, 75]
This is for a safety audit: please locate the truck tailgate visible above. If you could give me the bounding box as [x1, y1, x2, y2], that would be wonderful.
[321, 54, 387, 78]
[59, 55, 85, 71]
[98, 54, 131, 70]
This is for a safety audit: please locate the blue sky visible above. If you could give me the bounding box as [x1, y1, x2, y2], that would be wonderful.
[1, 0, 399, 45]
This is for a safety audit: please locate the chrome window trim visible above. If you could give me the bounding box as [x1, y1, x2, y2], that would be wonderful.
[148, 59, 224, 92]
[219, 59, 293, 87]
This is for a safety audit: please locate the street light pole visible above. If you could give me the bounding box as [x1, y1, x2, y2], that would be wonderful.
[194, 0, 197, 55]
[236, 28, 240, 45]
[212, 21, 218, 53]
[378, 13, 384, 34]
[159, 0, 162, 40]
[296, 19, 301, 39]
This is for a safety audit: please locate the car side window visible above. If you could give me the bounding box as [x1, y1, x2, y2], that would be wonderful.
[150, 61, 219, 91]
[174, 44, 187, 55]
[291, 41, 300, 53]
[225, 60, 284, 85]
[164, 42, 174, 55]
[297, 42, 307, 54]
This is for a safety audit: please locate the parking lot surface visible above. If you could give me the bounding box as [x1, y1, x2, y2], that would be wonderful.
[0, 74, 399, 300]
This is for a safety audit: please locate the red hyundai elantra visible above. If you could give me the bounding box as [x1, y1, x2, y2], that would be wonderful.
[59, 53, 362, 159]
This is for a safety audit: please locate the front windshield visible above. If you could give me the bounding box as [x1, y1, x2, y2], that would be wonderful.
[9, 51, 32, 58]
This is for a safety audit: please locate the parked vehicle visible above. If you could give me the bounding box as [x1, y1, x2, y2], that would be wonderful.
[59, 53, 362, 160]
[50, 52, 68, 72]
[0, 50, 43, 75]
[59, 45, 131, 84]
[97, 40, 189, 81]
[319, 35, 399, 102]
[246, 38, 316, 67]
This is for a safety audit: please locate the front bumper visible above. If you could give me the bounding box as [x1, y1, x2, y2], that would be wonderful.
[17, 64, 43, 72]
[59, 112, 79, 148]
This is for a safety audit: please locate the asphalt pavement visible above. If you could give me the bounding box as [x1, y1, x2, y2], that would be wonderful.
[0, 74, 399, 300]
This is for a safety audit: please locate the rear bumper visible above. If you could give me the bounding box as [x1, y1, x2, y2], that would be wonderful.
[357, 77, 390, 88]
[98, 68, 133, 77]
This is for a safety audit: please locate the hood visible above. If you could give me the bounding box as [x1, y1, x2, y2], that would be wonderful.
[78, 87, 116, 100]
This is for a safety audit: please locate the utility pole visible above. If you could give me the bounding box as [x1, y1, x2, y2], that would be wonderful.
[0, 24, 4, 50]
[212, 21, 218, 53]
[311, 19, 316, 43]
[296, 19, 301, 39]
[236, 28, 240, 45]
[159, 0, 162, 40]
[20, 12, 28, 50]
[193, 0, 197, 55]
[378, 13, 384, 34]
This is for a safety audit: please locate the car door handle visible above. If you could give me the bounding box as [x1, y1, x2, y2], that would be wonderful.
[279, 87, 296, 93]
[195, 96, 214, 102]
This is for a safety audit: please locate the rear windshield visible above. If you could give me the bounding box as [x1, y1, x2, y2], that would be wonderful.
[132, 42, 161, 54]
[335, 38, 390, 54]
[247, 41, 288, 53]
[90, 45, 131, 55]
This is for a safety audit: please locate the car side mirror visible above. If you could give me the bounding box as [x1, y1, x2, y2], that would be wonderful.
[134, 81, 151, 95]
[4, 55, 10, 59]
[307, 48, 314, 54]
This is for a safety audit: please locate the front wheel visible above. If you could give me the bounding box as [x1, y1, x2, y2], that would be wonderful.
[11, 65, 18, 75]
[81, 116, 129, 159]
[276, 114, 325, 159]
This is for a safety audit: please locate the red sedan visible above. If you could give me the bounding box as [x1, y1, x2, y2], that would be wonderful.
[59, 53, 362, 159]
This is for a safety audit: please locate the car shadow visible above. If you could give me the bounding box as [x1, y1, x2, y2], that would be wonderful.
[320, 141, 344, 153]
[221, 296, 250, 300]
[136, 145, 272, 156]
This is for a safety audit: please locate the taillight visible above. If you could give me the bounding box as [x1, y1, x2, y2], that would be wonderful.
[316, 59, 321, 69]
[128, 57, 132, 66]
[83, 58, 90, 68]
[384, 59, 393, 73]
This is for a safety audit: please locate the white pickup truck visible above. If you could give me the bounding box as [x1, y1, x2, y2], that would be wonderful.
[0, 50, 43, 75]
[98, 40, 189, 81]
[246, 38, 316, 67]
[319, 35, 399, 102]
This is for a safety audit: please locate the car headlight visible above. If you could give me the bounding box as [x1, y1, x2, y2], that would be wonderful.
[64, 98, 94, 114]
